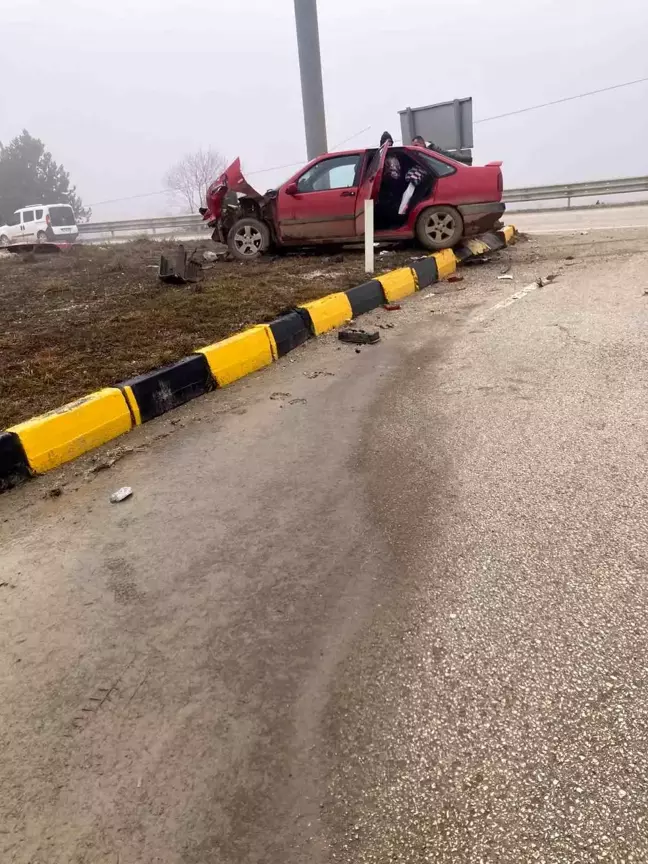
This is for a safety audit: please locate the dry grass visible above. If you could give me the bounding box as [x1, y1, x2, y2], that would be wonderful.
[0, 239, 415, 428]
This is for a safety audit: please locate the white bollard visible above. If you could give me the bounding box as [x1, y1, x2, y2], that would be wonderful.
[364, 198, 374, 275]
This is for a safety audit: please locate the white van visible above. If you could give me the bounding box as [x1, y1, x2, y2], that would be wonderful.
[0, 204, 79, 246]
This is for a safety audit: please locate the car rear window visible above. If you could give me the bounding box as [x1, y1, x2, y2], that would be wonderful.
[417, 153, 457, 177]
[48, 206, 76, 227]
[35, 209, 43, 220]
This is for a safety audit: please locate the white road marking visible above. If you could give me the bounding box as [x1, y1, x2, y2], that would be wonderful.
[478, 278, 550, 321]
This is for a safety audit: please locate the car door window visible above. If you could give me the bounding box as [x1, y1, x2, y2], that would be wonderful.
[7, 212, 20, 226]
[297, 155, 361, 193]
[22, 210, 35, 223]
[35, 209, 43, 220]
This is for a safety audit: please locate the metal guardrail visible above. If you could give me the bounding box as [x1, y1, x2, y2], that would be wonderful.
[504, 175, 648, 205]
[79, 175, 648, 238]
[79, 214, 204, 236]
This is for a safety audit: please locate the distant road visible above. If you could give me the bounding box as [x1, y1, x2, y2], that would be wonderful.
[510, 203, 648, 234]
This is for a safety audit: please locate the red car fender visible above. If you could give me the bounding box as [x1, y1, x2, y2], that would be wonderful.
[405, 161, 503, 230]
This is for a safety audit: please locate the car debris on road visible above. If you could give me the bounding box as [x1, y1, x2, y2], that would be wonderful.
[203, 249, 227, 262]
[110, 487, 133, 503]
[338, 328, 381, 345]
[158, 245, 201, 284]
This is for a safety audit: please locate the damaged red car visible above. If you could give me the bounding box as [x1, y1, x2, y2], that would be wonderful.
[201, 143, 504, 262]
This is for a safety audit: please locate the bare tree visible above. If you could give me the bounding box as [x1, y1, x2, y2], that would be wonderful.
[164, 148, 227, 213]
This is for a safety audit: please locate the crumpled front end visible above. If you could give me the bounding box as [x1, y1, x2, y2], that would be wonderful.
[200, 157, 267, 244]
[201, 158, 262, 221]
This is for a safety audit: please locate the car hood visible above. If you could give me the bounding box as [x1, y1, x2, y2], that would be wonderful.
[203, 158, 262, 220]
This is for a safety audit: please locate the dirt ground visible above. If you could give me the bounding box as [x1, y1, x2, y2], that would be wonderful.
[0, 240, 416, 429]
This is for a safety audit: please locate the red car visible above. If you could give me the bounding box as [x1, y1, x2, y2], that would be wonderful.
[201, 143, 504, 261]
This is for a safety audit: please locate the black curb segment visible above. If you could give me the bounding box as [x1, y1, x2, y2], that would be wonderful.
[119, 354, 214, 424]
[345, 279, 386, 316]
[481, 231, 506, 251]
[410, 257, 439, 289]
[268, 311, 311, 357]
[295, 306, 317, 336]
[0, 431, 30, 490]
[453, 244, 475, 263]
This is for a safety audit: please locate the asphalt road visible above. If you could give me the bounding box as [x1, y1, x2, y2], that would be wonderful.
[510, 202, 648, 234]
[2, 230, 648, 863]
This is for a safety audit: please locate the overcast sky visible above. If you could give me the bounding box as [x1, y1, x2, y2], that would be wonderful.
[3, 0, 647, 219]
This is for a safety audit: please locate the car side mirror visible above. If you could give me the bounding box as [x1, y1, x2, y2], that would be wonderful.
[285, 182, 299, 196]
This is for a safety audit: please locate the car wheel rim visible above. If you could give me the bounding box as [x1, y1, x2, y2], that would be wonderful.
[234, 225, 263, 256]
[425, 212, 455, 243]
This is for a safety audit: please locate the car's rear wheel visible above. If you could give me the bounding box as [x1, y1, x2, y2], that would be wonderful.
[416, 205, 463, 250]
[37, 230, 47, 243]
[227, 217, 270, 262]
[0, 235, 9, 247]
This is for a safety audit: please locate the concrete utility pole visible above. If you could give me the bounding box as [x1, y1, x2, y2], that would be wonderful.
[293, 0, 328, 160]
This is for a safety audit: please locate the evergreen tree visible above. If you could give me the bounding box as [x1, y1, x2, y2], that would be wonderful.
[0, 130, 90, 223]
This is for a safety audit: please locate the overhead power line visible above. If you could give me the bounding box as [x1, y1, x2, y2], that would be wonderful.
[475, 75, 648, 124]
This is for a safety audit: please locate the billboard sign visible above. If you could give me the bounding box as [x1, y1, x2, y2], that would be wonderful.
[398, 98, 473, 152]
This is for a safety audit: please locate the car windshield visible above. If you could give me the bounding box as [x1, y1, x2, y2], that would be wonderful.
[48, 206, 76, 227]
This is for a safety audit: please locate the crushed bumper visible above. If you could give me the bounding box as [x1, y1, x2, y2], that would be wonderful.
[458, 202, 506, 237]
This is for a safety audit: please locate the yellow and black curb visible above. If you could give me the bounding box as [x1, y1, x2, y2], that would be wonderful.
[0, 227, 516, 490]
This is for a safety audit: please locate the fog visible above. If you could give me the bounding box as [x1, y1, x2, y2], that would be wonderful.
[3, 0, 647, 220]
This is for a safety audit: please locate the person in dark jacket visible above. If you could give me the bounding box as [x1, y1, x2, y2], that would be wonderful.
[412, 135, 473, 165]
[380, 131, 401, 179]
[412, 134, 447, 155]
[376, 131, 403, 228]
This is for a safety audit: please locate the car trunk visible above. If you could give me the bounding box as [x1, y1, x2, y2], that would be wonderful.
[48, 206, 77, 228]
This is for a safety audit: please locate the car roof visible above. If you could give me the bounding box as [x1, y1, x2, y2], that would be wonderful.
[321, 145, 459, 160]
[17, 203, 72, 211]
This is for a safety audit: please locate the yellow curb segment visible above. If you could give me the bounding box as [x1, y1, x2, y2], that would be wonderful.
[298, 293, 353, 335]
[463, 239, 491, 256]
[377, 267, 417, 302]
[433, 248, 458, 280]
[197, 325, 277, 387]
[9, 388, 133, 474]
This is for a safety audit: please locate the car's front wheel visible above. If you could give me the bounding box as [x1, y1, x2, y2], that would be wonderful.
[416, 205, 463, 251]
[227, 217, 270, 262]
[0, 235, 10, 247]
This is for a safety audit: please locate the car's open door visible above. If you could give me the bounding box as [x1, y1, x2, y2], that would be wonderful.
[354, 142, 389, 235]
